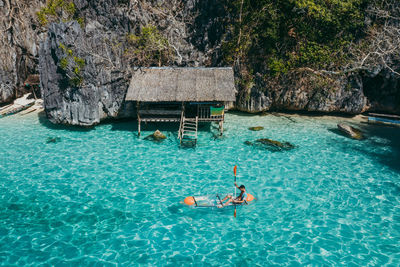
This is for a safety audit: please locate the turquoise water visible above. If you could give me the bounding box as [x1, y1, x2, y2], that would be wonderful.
[0, 112, 399, 266]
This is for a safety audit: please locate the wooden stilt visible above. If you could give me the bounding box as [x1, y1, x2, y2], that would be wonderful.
[137, 101, 141, 137]
[138, 117, 141, 137]
[219, 121, 224, 135]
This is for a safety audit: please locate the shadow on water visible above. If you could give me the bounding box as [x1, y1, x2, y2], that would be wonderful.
[331, 122, 400, 173]
[327, 127, 366, 141]
[361, 124, 400, 173]
[38, 111, 93, 132]
[38, 110, 219, 137]
[167, 201, 236, 221]
[109, 120, 214, 133]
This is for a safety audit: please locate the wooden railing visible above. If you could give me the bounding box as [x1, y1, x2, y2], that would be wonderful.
[198, 106, 210, 119]
[197, 105, 224, 121]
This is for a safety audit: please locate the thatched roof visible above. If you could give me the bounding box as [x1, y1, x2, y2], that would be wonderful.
[126, 67, 236, 102]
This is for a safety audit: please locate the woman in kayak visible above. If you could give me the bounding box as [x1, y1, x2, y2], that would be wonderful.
[219, 183, 247, 207]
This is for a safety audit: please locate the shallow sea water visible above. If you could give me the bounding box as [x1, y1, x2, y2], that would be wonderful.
[0, 112, 399, 266]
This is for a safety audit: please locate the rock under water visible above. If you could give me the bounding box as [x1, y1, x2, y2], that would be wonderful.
[337, 123, 364, 140]
[249, 126, 264, 131]
[46, 137, 61, 144]
[144, 130, 167, 142]
[245, 138, 296, 152]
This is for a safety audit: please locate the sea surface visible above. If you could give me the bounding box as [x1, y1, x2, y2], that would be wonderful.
[0, 112, 399, 266]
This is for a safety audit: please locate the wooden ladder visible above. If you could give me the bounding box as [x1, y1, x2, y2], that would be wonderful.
[179, 115, 198, 146]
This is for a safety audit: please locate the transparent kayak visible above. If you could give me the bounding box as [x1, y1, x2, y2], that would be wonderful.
[183, 193, 255, 208]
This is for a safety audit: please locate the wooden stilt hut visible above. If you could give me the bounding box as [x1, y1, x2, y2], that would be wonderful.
[125, 67, 236, 144]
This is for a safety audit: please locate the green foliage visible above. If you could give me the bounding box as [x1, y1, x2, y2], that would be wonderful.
[268, 57, 289, 75]
[125, 25, 173, 66]
[36, 0, 84, 28]
[74, 57, 85, 69]
[76, 17, 85, 28]
[59, 57, 68, 70]
[222, 0, 369, 75]
[58, 42, 85, 87]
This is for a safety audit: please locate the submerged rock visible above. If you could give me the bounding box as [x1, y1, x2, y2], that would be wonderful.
[337, 123, 363, 140]
[249, 126, 264, 131]
[245, 138, 295, 151]
[244, 141, 253, 146]
[46, 137, 61, 144]
[256, 139, 295, 151]
[145, 130, 167, 142]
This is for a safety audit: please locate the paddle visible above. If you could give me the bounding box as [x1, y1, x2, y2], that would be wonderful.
[234, 165, 237, 218]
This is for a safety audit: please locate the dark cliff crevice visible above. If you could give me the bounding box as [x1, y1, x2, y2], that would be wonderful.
[363, 71, 400, 114]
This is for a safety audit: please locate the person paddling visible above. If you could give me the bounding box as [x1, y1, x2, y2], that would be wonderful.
[219, 183, 247, 207]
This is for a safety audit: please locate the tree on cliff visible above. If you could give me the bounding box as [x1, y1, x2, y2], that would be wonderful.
[219, 0, 400, 110]
[348, 0, 400, 76]
[222, 0, 369, 74]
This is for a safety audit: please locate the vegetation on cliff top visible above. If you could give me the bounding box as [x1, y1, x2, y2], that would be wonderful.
[220, 0, 400, 100]
[125, 25, 174, 67]
[37, 0, 84, 27]
[222, 0, 368, 74]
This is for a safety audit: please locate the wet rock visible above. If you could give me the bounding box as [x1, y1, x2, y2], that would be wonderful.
[46, 137, 61, 144]
[249, 126, 264, 131]
[245, 138, 295, 151]
[244, 141, 253, 146]
[145, 130, 167, 141]
[337, 123, 363, 140]
[255, 138, 295, 151]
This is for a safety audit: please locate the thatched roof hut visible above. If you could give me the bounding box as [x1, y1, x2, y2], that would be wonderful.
[126, 67, 236, 102]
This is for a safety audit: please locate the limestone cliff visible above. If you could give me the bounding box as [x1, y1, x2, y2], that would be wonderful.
[1, 0, 400, 126]
[0, 0, 45, 104]
[38, 0, 224, 125]
[237, 70, 368, 114]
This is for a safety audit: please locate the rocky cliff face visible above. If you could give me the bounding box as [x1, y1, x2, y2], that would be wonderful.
[0, 0, 45, 104]
[39, 21, 128, 125]
[38, 0, 226, 125]
[1, 0, 400, 125]
[237, 70, 369, 114]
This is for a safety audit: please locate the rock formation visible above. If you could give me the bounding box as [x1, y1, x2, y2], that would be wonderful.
[37, 0, 223, 126]
[39, 21, 128, 125]
[0, 0, 399, 126]
[245, 138, 296, 152]
[249, 126, 264, 131]
[237, 71, 369, 114]
[0, 0, 45, 104]
[337, 123, 364, 140]
[144, 130, 167, 141]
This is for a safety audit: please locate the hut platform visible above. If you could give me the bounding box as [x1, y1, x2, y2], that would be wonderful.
[126, 67, 236, 145]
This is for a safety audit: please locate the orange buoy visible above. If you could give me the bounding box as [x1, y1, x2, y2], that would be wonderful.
[246, 193, 255, 202]
[184, 196, 195, 206]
